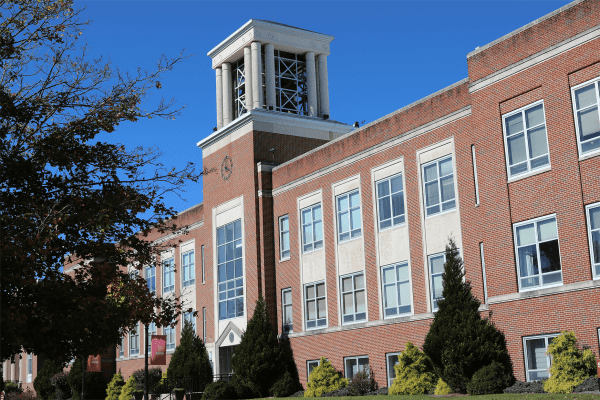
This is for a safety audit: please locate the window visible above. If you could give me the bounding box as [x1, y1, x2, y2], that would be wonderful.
[182, 250, 195, 287]
[503, 101, 550, 177]
[145, 265, 155, 293]
[184, 311, 196, 333]
[382, 262, 411, 317]
[376, 174, 405, 230]
[572, 78, 600, 155]
[282, 288, 293, 333]
[27, 353, 32, 382]
[202, 307, 207, 343]
[208, 351, 213, 373]
[422, 156, 456, 216]
[301, 204, 323, 253]
[233, 58, 246, 119]
[307, 359, 320, 380]
[165, 326, 175, 351]
[147, 322, 156, 354]
[337, 190, 362, 242]
[274, 50, 308, 115]
[305, 281, 326, 329]
[524, 334, 557, 381]
[217, 220, 244, 320]
[586, 203, 600, 279]
[344, 356, 369, 380]
[201, 245, 205, 284]
[163, 257, 174, 293]
[428, 253, 445, 311]
[515, 215, 562, 291]
[340, 272, 366, 324]
[480, 243, 488, 303]
[472, 145, 480, 205]
[130, 325, 140, 356]
[119, 336, 125, 358]
[279, 216, 290, 259]
[386, 353, 401, 387]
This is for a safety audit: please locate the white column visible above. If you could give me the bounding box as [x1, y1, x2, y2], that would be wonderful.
[251, 42, 263, 109]
[215, 67, 223, 129]
[243, 47, 253, 111]
[222, 62, 232, 125]
[305, 52, 318, 117]
[265, 43, 276, 111]
[318, 54, 330, 118]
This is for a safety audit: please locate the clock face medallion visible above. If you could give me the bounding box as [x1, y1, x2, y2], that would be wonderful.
[221, 156, 233, 180]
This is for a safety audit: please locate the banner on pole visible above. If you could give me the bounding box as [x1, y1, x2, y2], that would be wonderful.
[87, 355, 101, 372]
[151, 335, 167, 365]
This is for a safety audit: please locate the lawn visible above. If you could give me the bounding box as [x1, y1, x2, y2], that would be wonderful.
[295, 395, 600, 400]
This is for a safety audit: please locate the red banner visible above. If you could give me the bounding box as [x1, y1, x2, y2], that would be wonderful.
[87, 355, 101, 372]
[151, 335, 167, 365]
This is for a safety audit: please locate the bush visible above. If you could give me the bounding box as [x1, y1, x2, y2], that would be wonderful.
[270, 370, 300, 398]
[503, 380, 546, 394]
[4, 381, 23, 394]
[304, 357, 347, 398]
[347, 365, 377, 396]
[50, 372, 71, 400]
[423, 240, 514, 394]
[105, 373, 125, 400]
[466, 361, 513, 395]
[118, 376, 137, 400]
[544, 331, 598, 394]
[6, 389, 39, 400]
[34, 359, 63, 400]
[228, 375, 259, 399]
[434, 379, 452, 395]
[573, 376, 600, 392]
[201, 380, 236, 400]
[151, 373, 171, 395]
[388, 342, 437, 395]
[131, 368, 163, 392]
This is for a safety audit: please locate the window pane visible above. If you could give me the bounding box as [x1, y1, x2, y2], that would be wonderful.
[314, 221, 323, 242]
[430, 255, 445, 275]
[379, 197, 391, 222]
[397, 264, 409, 282]
[226, 242, 234, 261]
[317, 298, 326, 318]
[425, 182, 439, 207]
[539, 240, 561, 273]
[317, 283, 325, 297]
[349, 191, 360, 208]
[388, 355, 399, 380]
[528, 126, 549, 159]
[377, 181, 389, 197]
[593, 230, 600, 265]
[339, 212, 349, 234]
[423, 164, 437, 182]
[342, 276, 353, 292]
[226, 223, 234, 242]
[383, 267, 395, 284]
[306, 285, 315, 299]
[525, 104, 545, 128]
[390, 176, 403, 193]
[307, 300, 316, 320]
[235, 240, 243, 258]
[313, 205, 322, 221]
[354, 274, 364, 290]
[281, 217, 289, 231]
[505, 112, 524, 136]
[507, 134, 527, 166]
[217, 227, 226, 245]
[391, 192, 405, 219]
[384, 284, 397, 308]
[537, 218, 557, 241]
[346, 359, 357, 378]
[440, 176, 455, 203]
[235, 259, 243, 278]
[526, 339, 548, 371]
[590, 207, 600, 230]
[439, 158, 453, 177]
[399, 281, 411, 306]
[575, 84, 597, 109]
[282, 231, 289, 252]
[303, 225, 313, 245]
[519, 244, 539, 277]
[350, 207, 361, 231]
[355, 291, 365, 313]
[218, 246, 225, 264]
[578, 106, 600, 141]
[302, 209, 312, 224]
[338, 196, 349, 212]
[284, 290, 292, 304]
[343, 292, 354, 314]
[517, 224, 536, 246]
[432, 275, 443, 300]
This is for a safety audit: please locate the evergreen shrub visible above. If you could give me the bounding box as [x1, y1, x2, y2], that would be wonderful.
[151, 373, 171, 394]
[131, 368, 163, 392]
[434, 379, 452, 395]
[4, 382, 23, 394]
[388, 342, 437, 395]
[304, 357, 347, 398]
[347, 365, 377, 396]
[105, 373, 125, 400]
[270, 370, 298, 398]
[50, 372, 71, 400]
[228, 375, 259, 399]
[118, 376, 136, 400]
[84, 372, 107, 400]
[34, 359, 63, 400]
[466, 361, 513, 395]
[200, 380, 236, 400]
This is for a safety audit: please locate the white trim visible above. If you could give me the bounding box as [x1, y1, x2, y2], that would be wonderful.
[339, 271, 367, 325]
[471, 145, 480, 205]
[380, 261, 413, 319]
[523, 333, 558, 382]
[304, 280, 328, 331]
[279, 215, 291, 261]
[281, 287, 293, 333]
[421, 155, 457, 218]
[427, 253, 446, 311]
[306, 359, 321, 381]
[585, 202, 600, 280]
[153, 219, 204, 246]
[343, 355, 370, 380]
[386, 352, 402, 388]
[571, 76, 600, 159]
[488, 278, 600, 305]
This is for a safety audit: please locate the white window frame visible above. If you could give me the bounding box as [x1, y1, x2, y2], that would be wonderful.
[282, 288, 293, 333]
[201, 245, 205, 284]
[586, 202, 600, 280]
[340, 272, 367, 325]
[26, 353, 32, 383]
[130, 324, 140, 356]
[375, 173, 406, 231]
[381, 262, 412, 318]
[344, 355, 369, 380]
[217, 219, 244, 321]
[165, 326, 175, 351]
[119, 335, 125, 358]
[182, 249, 195, 288]
[502, 100, 551, 179]
[145, 265, 156, 293]
[428, 253, 446, 311]
[523, 333, 558, 382]
[336, 189, 362, 242]
[304, 281, 327, 330]
[386, 352, 401, 387]
[163, 257, 175, 294]
[202, 307, 206, 343]
[422, 156, 456, 217]
[571, 77, 600, 158]
[306, 359, 321, 380]
[279, 215, 290, 260]
[147, 322, 157, 354]
[471, 145, 480, 205]
[301, 203, 323, 253]
[184, 310, 196, 333]
[514, 214, 563, 292]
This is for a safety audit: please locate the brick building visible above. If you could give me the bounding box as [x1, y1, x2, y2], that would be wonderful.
[5, 0, 600, 390]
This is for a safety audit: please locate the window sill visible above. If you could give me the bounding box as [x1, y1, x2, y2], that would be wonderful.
[578, 149, 600, 162]
[279, 257, 291, 263]
[507, 165, 551, 183]
[425, 207, 457, 219]
[488, 279, 600, 305]
[342, 319, 367, 326]
[519, 281, 563, 293]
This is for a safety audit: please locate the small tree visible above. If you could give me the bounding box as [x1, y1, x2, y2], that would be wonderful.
[105, 373, 125, 400]
[166, 320, 213, 392]
[50, 372, 72, 400]
[118, 376, 136, 400]
[388, 342, 437, 395]
[423, 239, 514, 394]
[304, 357, 347, 397]
[544, 331, 598, 394]
[34, 359, 63, 400]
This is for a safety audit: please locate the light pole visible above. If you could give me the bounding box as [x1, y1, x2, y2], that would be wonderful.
[144, 324, 149, 400]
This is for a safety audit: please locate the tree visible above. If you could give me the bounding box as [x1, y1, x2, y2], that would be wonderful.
[105, 372, 125, 400]
[304, 357, 347, 398]
[422, 239, 514, 394]
[166, 321, 213, 393]
[118, 376, 136, 400]
[33, 359, 63, 400]
[388, 342, 437, 395]
[1, 0, 201, 362]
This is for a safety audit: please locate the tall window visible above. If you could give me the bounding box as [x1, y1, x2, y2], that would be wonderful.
[145, 265, 155, 293]
[27, 353, 33, 382]
[514, 215, 562, 291]
[340, 272, 366, 324]
[280, 215, 290, 259]
[307, 359, 321, 380]
[386, 353, 401, 387]
[147, 322, 156, 354]
[130, 325, 139, 356]
[382, 262, 411, 317]
[524, 334, 557, 381]
[201, 245, 205, 284]
[376, 174, 406, 230]
[305, 281, 326, 329]
[119, 335, 124, 358]
[233, 58, 246, 118]
[274, 50, 307, 115]
[217, 220, 244, 320]
[301, 204, 323, 253]
[182, 250, 195, 287]
[163, 258, 174, 293]
[164, 326, 175, 351]
[587, 203, 600, 279]
[337, 190, 362, 242]
[184, 311, 196, 333]
[428, 253, 446, 311]
[571, 78, 600, 155]
[344, 356, 369, 380]
[503, 101, 550, 177]
[203, 307, 206, 343]
[282, 288, 293, 333]
[422, 156, 456, 216]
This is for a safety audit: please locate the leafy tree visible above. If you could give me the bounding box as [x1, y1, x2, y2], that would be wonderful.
[33, 359, 63, 400]
[423, 239, 514, 394]
[166, 321, 213, 393]
[544, 331, 598, 394]
[118, 376, 136, 400]
[50, 372, 72, 400]
[0, 0, 200, 362]
[388, 342, 437, 395]
[304, 357, 347, 398]
[105, 372, 125, 400]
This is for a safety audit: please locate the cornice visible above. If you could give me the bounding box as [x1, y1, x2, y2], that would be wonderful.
[152, 220, 204, 245]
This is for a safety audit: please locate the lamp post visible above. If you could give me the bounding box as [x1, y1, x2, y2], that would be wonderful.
[144, 324, 149, 400]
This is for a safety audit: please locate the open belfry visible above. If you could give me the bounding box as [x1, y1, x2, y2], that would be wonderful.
[7, 0, 600, 390]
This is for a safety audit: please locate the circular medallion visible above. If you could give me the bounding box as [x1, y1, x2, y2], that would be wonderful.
[229, 332, 234, 343]
[221, 156, 233, 180]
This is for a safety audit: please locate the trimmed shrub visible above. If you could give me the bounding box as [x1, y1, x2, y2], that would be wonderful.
[131, 368, 163, 392]
[388, 342, 437, 395]
[34, 359, 63, 400]
[4, 382, 23, 394]
[105, 373, 125, 400]
[423, 240, 514, 394]
[434, 379, 452, 395]
[466, 361, 513, 395]
[503, 380, 546, 394]
[347, 365, 377, 396]
[50, 372, 71, 400]
[573, 376, 600, 392]
[228, 375, 259, 399]
[118, 376, 137, 400]
[151, 373, 171, 394]
[304, 357, 347, 398]
[200, 380, 236, 400]
[269, 370, 298, 398]
[544, 331, 598, 394]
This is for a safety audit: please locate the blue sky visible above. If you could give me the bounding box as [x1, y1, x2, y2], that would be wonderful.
[77, 0, 572, 213]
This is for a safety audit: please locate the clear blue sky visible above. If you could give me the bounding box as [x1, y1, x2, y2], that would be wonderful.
[77, 0, 572, 213]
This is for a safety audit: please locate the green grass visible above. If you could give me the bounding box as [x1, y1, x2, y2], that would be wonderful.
[293, 395, 600, 400]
